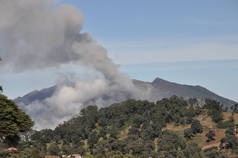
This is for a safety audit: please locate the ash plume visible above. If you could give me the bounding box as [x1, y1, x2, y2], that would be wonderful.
[0, 0, 148, 129]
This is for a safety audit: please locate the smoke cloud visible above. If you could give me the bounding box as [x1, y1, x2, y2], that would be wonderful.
[0, 0, 83, 71]
[0, 0, 147, 129]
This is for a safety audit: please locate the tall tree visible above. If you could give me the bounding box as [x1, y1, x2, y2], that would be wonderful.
[0, 94, 34, 146]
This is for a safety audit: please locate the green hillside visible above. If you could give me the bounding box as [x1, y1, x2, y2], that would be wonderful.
[1, 95, 238, 158]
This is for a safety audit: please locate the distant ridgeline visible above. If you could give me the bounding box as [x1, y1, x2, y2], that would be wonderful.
[15, 77, 237, 130]
[16, 77, 237, 110]
[2, 96, 238, 158]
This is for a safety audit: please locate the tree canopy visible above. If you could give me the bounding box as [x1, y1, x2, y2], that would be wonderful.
[0, 94, 34, 146]
[0, 95, 233, 157]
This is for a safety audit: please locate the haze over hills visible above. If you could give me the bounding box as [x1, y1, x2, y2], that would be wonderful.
[15, 77, 237, 129]
[16, 77, 236, 109]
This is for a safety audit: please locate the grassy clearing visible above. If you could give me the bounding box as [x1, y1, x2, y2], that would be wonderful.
[162, 113, 228, 149]
[223, 112, 238, 124]
[118, 126, 131, 140]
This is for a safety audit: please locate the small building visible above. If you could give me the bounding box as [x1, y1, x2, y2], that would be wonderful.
[71, 154, 82, 158]
[6, 147, 17, 151]
[45, 156, 60, 158]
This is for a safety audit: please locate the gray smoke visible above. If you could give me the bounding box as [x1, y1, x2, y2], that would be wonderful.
[0, 0, 83, 71]
[0, 0, 148, 129]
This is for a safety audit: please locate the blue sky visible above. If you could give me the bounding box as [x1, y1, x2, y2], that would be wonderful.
[1, 0, 238, 101]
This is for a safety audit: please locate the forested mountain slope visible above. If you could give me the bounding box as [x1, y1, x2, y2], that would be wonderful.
[20, 97, 238, 157]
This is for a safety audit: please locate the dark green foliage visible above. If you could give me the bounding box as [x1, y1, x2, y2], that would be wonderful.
[26, 97, 230, 157]
[204, 99, 223, 123]
[31, 129, 54, 144]
[140, 123, 162, 140]
[158, 130, 186, 152]
[61, 144, 72, 155]
[4, 135, 21, 147]
[188, 98, 198, 106]
[0, 151, 19, 158]
[220, 135, 238, 150]
[22, 147, 45, 158]
[47, 143, 60, 156]
[124, 138, 151, 156]
[204, 148, 228, 158]
[217, 120, 234, 129]
[191, 119, 203, 134]
[128, 127, 140, 138]
[232, 104, 238, 113]
[225, 127, 235, 136]
[131, 114, 145, 128]
[0, 147, 45, 158]
[157, 131, 204, 158]
[184, 128, 194, 139]
[183, 142, 204, 158]
[206, 130, 216, 142]
[220, 127, 238, 150]
[1, 75, 230, 158]
[36, 97, 199, 146]
[0, 94, 34, 146]
[88, 131, 100, 147]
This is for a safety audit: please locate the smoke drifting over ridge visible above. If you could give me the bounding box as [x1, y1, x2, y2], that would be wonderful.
[0, 0, 146, 129]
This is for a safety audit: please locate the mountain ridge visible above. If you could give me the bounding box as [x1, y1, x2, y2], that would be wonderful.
[16, 77, 236, 109]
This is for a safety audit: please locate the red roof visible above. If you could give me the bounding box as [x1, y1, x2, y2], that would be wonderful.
[6, 147, 17, 151]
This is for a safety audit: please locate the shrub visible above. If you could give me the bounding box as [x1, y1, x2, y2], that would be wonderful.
[184, 128, 194, 139]
[191, 120, 203, 134]
[206, 130, 216, 142]
[217, 120, 234, 129]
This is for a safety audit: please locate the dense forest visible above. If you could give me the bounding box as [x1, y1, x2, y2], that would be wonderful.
[1, 89, 238, 157]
